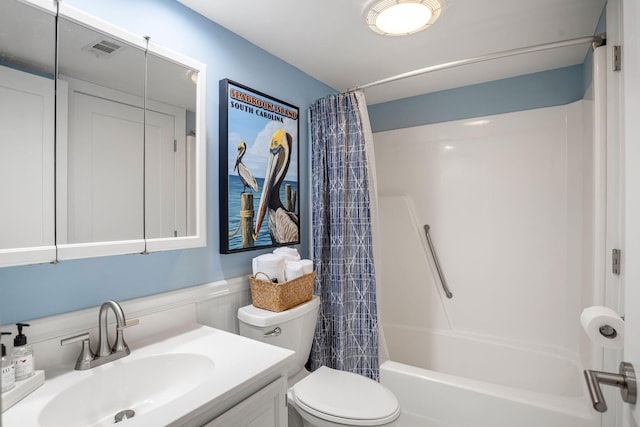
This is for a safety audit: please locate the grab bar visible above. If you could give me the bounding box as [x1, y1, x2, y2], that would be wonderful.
[424, 224, 453, 299]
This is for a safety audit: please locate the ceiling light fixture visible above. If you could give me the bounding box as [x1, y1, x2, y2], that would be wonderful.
[366, 0, 442, 36]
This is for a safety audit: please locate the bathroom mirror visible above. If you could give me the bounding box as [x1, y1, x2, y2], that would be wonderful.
[55, 7, 148, 259]
[0, 0, 57, 267]
[0, 1, 206, 266]
[56, 4, 206, 258]
[143, 43, 206, 252]
[144, 50, 198, 241]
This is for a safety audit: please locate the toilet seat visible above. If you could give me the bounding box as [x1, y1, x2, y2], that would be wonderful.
[291, 366, 400, 426]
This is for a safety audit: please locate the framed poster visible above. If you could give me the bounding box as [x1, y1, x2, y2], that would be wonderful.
[219, 79, 300, 253]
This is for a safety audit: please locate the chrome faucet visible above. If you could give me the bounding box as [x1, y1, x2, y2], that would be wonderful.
[61, 300, 139, 370]
[97, 300, 131, 357]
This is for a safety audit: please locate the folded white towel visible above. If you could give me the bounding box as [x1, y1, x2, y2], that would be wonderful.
[300, 259, 313, 275]
[273, 247, 301, 261]
[253, 253, 285, 283]
[285, 260, 304, 281]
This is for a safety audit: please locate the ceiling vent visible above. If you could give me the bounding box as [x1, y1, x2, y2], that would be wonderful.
[83, 38, 125, 58]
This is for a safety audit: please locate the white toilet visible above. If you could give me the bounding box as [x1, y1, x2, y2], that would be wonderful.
[238, 295, 400, 427]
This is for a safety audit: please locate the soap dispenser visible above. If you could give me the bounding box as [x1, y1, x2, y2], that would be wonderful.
[1, 332, 15, 393]
[12, 323, 34, 381]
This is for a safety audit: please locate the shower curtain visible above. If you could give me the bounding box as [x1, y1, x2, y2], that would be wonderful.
[308, 90, 380, 380]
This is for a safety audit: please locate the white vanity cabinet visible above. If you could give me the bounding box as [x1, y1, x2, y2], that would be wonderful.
[206, 376, 288, 427]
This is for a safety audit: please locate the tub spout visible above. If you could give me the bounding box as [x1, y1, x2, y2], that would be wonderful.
[584, 361, 637, 413]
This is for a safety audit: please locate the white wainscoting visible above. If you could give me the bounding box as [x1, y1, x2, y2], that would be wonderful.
[0, 277, 251, 377]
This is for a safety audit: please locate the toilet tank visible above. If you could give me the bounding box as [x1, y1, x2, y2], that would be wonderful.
[238, 296, 320, 377]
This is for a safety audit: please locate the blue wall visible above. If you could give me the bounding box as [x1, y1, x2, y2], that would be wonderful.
[0, 0, 335, 324]
[368, 65, 585, 132]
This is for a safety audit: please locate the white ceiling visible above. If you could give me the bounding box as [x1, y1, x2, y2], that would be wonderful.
[178, 0, 605, 105]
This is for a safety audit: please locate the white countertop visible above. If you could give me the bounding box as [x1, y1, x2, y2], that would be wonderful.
[2, 324, 294, 426]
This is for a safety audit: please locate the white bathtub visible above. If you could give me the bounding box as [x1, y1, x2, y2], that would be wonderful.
[379, 328, 600, 427]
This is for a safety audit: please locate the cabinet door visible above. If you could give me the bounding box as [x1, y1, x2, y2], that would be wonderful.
[206, 377, 287, 427]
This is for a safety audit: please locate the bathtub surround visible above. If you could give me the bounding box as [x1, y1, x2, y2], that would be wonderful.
[309, 91, 380, 380]
[373, 101, 600, 426]
[375, 102, 595, 356]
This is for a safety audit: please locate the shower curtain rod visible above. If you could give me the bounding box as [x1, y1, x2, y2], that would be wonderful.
[351, 35, 604, 91]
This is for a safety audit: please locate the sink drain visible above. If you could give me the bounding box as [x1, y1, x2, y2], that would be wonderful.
[114, 409, 135, 423]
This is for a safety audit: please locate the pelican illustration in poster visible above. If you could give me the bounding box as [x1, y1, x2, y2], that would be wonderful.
[220, 80, 299, 253]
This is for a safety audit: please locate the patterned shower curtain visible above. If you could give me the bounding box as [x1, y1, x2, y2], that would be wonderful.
[308, 90, 379, 380]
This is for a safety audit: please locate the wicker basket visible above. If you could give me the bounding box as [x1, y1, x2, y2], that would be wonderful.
[249, 271, 315, 312]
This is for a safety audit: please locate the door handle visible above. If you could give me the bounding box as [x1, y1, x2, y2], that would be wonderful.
[584, 361, 637, 412]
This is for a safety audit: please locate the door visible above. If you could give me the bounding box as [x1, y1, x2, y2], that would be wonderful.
[67, 90, 145, 244]
[144, 109, 185, 239]
[61, 77, 185, 246]
[621, 0, 640, 425]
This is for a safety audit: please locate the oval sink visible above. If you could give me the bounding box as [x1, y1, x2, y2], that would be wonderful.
[38, 353, 214, 427]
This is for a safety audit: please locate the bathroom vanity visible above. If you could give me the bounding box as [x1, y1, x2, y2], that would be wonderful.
[3, 324, 292, 426]
[1, 279, 292, 426]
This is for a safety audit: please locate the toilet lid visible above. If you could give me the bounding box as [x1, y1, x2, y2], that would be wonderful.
[292, 366, 400, 426]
